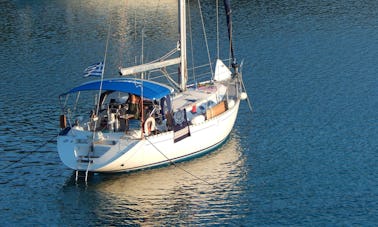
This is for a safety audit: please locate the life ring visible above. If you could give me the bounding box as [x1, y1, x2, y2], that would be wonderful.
[144, 117, 156, 136]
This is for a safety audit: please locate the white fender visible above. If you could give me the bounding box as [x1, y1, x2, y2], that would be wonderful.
[240, 92, 248, 100]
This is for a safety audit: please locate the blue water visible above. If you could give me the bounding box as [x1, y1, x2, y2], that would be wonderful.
[1, 0, 377, 225]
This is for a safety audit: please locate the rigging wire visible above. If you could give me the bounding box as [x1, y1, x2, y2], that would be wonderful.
[197, 0, 214, 79]
[216, 0, 219, 59]
[187, 0, 197, 85]
[93, 8, 113, 133]
[86, 4, 114, 178]
[139, 0, 162, 68]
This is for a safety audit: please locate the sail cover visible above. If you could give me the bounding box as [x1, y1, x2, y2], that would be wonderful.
[60, 78, 174, 100]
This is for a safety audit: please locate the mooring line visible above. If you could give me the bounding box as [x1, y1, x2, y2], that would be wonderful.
[145, 136, 221, 189]
[0, 135, 56, 171]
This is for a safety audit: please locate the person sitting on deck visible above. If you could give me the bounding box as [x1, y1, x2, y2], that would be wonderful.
[126, 94, 141, 119]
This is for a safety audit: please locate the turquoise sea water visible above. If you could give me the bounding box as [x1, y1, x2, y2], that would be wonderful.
[1, 0, 377, 225]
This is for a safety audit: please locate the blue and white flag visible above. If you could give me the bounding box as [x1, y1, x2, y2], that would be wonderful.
[83, 62, 104, 77]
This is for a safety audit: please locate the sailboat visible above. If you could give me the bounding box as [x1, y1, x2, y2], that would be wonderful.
[57, 0, 248, 178]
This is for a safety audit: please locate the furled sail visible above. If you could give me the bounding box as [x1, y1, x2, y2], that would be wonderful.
[223, 0, 235, 64]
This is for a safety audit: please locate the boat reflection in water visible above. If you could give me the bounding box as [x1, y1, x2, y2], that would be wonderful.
[75, 133, 246, 225]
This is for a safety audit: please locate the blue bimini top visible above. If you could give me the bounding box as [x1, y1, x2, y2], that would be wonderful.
[60, 78, 174, 100]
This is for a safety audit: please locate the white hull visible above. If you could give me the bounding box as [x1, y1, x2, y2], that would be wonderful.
[57, 99, 240, 173]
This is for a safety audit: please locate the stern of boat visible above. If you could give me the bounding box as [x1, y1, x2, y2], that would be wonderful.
[57, 127, 141, 172]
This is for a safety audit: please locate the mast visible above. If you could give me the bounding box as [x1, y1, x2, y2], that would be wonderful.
[179, 0, 187, 91]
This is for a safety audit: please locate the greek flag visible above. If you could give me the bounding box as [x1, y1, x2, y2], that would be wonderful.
[83, 62, 104, 77]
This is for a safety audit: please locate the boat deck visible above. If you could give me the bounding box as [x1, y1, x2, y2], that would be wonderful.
[172, 84, 226, 111]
